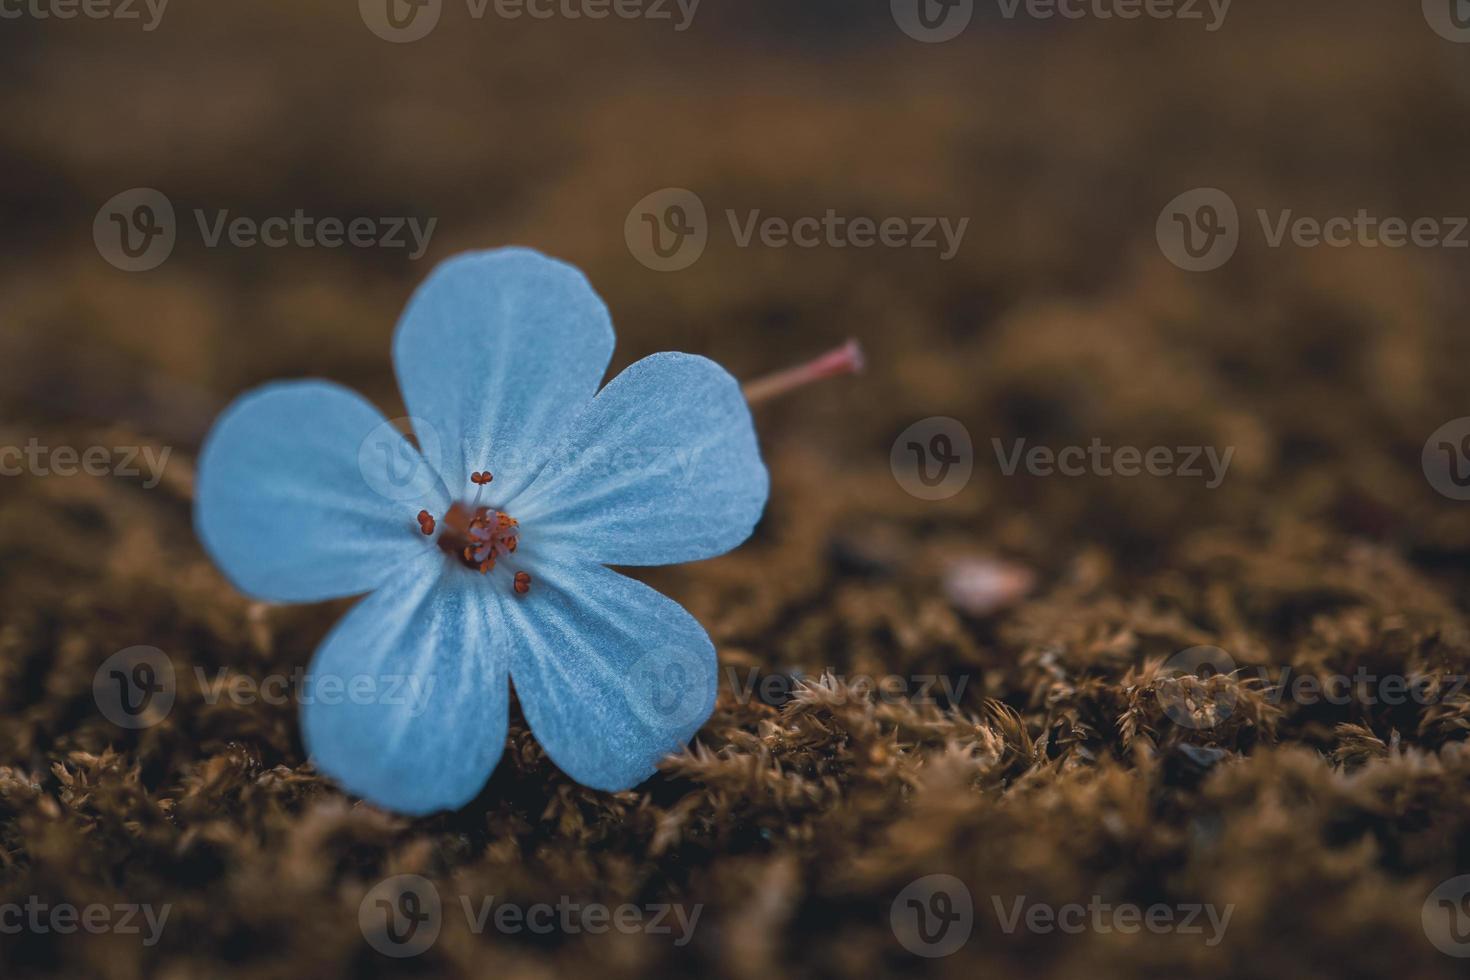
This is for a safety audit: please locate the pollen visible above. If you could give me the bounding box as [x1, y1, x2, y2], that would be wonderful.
[470, 471, 493, 485]
[416, 510, 436, 535]
[425, 501, 526, 592]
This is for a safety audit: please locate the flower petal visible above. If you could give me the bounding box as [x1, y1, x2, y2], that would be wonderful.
[195, 380, 449, 603]
[392, 248, 615, 498]
[302, 551, 508, 815]
[512, 353, 769, 567]
[500, 560, 717, 791]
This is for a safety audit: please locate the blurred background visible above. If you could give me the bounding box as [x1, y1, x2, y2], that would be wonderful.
[5, 0, 1470, 977]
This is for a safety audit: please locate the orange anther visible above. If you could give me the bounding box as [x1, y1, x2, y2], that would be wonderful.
[432, 500, 526, 594]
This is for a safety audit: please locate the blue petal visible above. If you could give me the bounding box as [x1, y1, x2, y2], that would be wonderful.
[512, 352, 769, 567]
[302, 551, 508, 815]
[499, 559, 717, 791]
[392, 248, 615, 499]
[195, 381, 449, 603]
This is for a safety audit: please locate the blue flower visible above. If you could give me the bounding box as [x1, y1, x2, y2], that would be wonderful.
[193, 248, 768, 815]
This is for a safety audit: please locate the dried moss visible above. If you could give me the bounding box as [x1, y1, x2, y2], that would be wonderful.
[6, 2, 1470, 977]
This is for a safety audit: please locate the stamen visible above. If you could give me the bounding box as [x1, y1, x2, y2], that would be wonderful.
[514, 571, 531, 595]
[416, 510, 435, 535]
[741, 338, 864, 404]
[471, 471, 494, 485]
[429, 501, 524, 589]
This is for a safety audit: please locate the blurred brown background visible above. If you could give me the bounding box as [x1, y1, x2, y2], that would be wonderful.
[5, 1, 1470, 977]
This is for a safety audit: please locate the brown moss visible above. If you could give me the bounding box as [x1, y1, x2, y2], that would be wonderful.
[6, 1, 1470, 977]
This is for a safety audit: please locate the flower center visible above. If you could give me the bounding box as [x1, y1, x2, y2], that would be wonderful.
[416, 499, 531, 594]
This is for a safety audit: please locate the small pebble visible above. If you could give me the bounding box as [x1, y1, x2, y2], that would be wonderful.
[941, 556, 1035, 616]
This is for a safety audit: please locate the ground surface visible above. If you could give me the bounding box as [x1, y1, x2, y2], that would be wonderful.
[5, 2, 1470, 977]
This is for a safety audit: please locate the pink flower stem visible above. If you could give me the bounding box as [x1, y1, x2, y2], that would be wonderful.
[742, 339, 865, 405]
